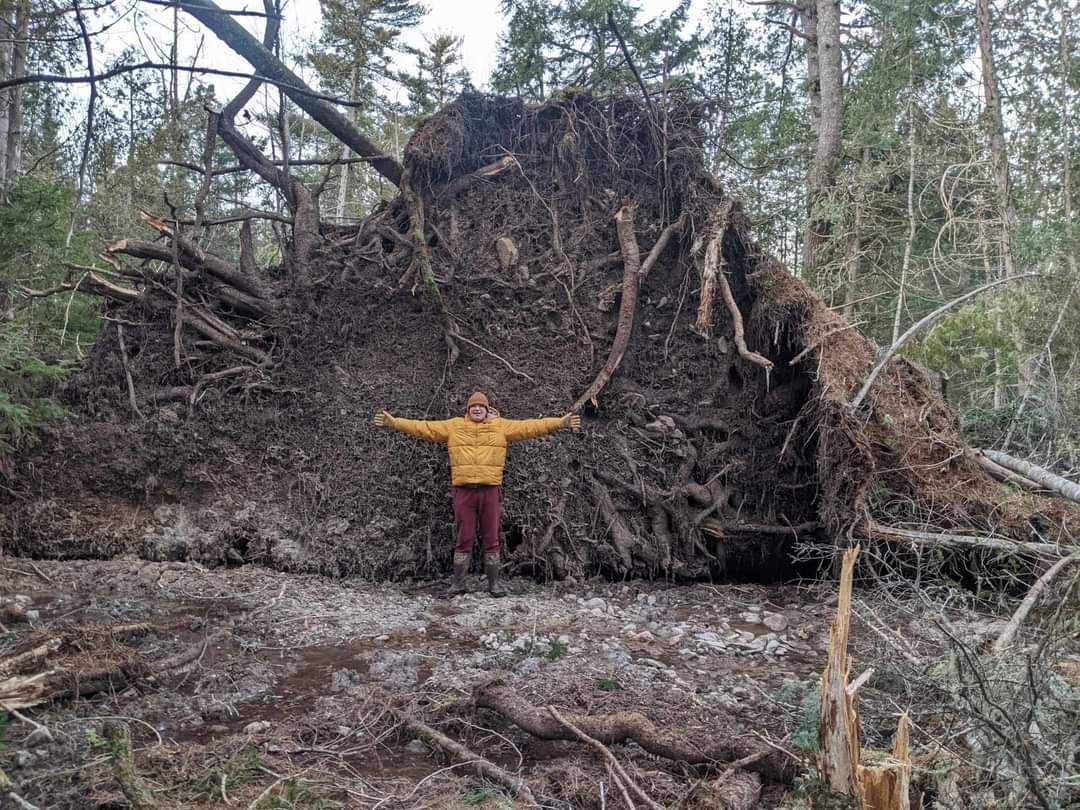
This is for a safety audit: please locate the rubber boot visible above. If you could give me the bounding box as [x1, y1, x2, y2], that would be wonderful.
[485, 551, 507, 597]
[448, 552, 470, 595]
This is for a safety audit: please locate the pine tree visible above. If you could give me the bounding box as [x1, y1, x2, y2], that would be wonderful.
[400, 33, 472, 122]
[310, 0, 425, 220]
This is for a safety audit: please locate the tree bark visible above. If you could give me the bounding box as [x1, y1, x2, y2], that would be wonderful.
[177, 0, 402, 186]
[0, 0, 13, 188]
[980, 449, 1080, 503]
[892, 62, 916, 344]
[1, 0, 27, 190]
[975, 0, 1017, 283]
[842, 147, 868, 322]
[801, 0, 843, 277]
[336, 65, 360, 222]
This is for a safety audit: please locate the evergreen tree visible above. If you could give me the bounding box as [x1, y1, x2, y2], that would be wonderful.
[400, 33, 472, 121]
[493, 0, 699, 100]
[310, 0, 425, 219]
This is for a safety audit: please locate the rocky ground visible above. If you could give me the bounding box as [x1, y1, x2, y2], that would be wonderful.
[0, 557, 1062, 809]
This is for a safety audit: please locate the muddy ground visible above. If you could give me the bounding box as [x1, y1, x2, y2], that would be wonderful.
[1, 556, 1044, 809]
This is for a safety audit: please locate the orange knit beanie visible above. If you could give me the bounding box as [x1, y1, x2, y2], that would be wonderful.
[466, 391, 490, 409]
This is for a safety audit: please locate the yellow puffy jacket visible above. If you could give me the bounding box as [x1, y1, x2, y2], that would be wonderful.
[387, 411, 564, 486]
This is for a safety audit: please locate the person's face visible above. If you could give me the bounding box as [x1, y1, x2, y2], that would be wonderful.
[468, 404, 488, 422]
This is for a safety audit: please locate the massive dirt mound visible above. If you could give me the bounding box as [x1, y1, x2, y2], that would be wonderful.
[2, 92, 1073, 580]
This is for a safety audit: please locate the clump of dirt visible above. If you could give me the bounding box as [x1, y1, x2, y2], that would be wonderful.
[0, 91, 1074, 581]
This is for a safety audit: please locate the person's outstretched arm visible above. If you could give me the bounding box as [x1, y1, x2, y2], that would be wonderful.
[373, 411, 455, 443]
[501, 413, 581, 443]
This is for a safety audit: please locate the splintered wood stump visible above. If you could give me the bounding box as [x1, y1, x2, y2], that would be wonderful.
[818, 546, 913, 810]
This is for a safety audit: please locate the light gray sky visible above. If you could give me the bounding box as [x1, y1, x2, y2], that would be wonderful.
[126, 0, 708, 102]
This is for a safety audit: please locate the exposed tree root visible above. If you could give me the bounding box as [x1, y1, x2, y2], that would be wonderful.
[718, 262, 772, 375]
[400, 163, 459, 367]
[572, 203, 641, 412]
[390, 708, 536, 803]
[547, 705, 664, 810]
[473, 683, 792, 783]
[103, 721, 160, 810]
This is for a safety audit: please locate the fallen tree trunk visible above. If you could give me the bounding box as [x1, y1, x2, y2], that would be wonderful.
[992, 550, 1080, 654]
[866, 522, 1069, 560]
[473, 683, 792, 783]
[177, 0, 402, 186]
[981, 449, 1080, 504]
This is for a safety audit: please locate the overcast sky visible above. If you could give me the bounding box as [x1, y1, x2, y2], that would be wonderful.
[124, 0, 708, 105]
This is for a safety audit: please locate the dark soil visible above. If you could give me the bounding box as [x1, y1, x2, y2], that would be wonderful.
[1, 91, 1074, 585]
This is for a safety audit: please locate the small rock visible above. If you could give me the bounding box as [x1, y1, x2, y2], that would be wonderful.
[13, 594, 31, 604]
[243, 720, 272, 736]
[763, 613, 789, 632]
[694, 631, 724, 644]
[583, 597, 607, 612]
[495, 236, 519, 270]
[157, 406, 181, 424]
[25, 609, 40, 622]
[208, 724, 230, 735]
[621, 623, 637, 635]
[634, 631, 655, 642]
[330, 669, 362, 693]
[374, 635, 390, 642]
[765, 639, 784, 655]
[639, 657, 668, 670]
[404, 739, 428, 754]
[14, 750, 33, 768]
[26, 727, 54, 746]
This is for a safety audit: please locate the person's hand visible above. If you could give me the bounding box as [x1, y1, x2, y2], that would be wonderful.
[373, 410, 393, 428]
[560, 413, 581, 430]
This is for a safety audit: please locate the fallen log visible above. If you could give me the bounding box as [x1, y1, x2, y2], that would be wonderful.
[176, 0, 403, 186]
[980, 449, 1080, 504]
[992, 550, 1080, 654]
[867, 522, 1070, 559]
[473, 683, 792, 783]
[968, 450, 1048, 493]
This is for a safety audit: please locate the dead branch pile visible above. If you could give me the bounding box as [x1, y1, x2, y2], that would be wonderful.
[1, 91, 1075, 581]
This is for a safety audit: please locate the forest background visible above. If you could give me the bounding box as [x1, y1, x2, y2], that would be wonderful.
[0, 0, 1077, 480]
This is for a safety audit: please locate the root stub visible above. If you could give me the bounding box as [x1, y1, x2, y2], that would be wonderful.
[473, 683, 794, 784]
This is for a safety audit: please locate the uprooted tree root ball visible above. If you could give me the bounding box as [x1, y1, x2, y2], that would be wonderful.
[1, 92, 1075, 580]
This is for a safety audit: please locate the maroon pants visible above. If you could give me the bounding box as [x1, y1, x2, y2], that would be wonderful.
[452, 485, 502, 554]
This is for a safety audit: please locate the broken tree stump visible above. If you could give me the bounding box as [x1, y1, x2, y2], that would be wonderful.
[818, 545, 913, 810]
